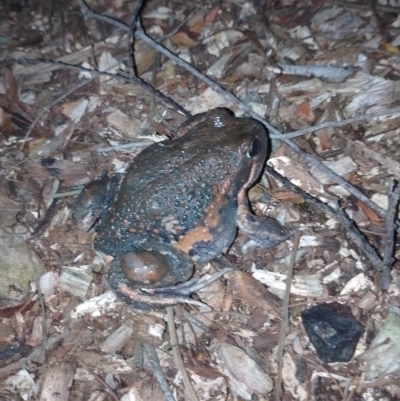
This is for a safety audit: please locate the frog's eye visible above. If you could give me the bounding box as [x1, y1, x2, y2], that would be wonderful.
[247, 137, 262, 158]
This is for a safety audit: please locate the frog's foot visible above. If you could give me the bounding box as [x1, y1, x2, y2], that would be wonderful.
[149, 267, 233, 295]
[237, 205, 294, 248]
[114, 283, 213, 311]
[109, 267, 233, 311]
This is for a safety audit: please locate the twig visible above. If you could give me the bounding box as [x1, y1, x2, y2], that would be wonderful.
[76, 0, 236, 103]
[275, 231, 301, 401]
[77, 359, 120, 401]
[74, 0, 390, 224]
[20, 72, 97, 151]
[96, 140, 153, 153]
[264, 166, 388, 287]
[5, 57, 189, 118]
[328, 0, 400, 14]
[166, 307, 199, 401]
[361, 376, 400, 388]
[127, 0, 145, 74]
[155, 267, 232, 295]
[274, 106, 400, 140]
[252, 0, 277, 51]
[352, 337, 390, 360]
[307, 358, 346, 400]
[142, 342, 176, 401]
[150, 52, 176, 132]
[380, 181, 400, 289]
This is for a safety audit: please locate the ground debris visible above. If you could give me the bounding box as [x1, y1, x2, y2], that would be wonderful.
[1, 0, 400, 400]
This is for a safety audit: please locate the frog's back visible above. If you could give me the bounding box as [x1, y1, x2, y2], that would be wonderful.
[94, 136, 241, 260]
[94, 109, 268, 261]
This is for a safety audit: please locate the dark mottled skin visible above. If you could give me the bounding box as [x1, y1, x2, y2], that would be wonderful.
[94, 108, 268, 263]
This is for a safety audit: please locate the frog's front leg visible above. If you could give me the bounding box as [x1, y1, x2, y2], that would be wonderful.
[73, 174, 121, 231]
[236, 201, 294, 248]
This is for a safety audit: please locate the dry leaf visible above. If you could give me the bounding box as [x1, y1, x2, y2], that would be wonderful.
[272, 190, 304, 203]
[357, 200, 381, 223]
[170, 31, 198, 48]
[217, 343, 273, 398]
[204, 6, 219, 24]
[135, 45, 156, 75]
[316, 128, 333, 151]
[2, 66, 20, 106]
[383, 42, 400, 54]
[242, 30, 266, 56]
[296, 100, 315, 122]
[268, 156, 325, 197]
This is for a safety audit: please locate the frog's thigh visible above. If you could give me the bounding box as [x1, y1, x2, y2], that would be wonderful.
[107, 242, 194, 291]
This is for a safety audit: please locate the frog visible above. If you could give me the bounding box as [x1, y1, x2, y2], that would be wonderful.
[74, 108, 292, 310]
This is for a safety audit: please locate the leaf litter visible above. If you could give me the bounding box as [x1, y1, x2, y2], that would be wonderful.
[1, 0, 400, 400]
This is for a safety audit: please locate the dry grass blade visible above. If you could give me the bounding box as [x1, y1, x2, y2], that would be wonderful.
[167, 306, 199, 401]
[275, 231, 301, 401]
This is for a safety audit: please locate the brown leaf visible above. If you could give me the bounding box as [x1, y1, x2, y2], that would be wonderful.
[296, 100, 315, 122]
[2, 66, 20, 107]
[272, 190, 304, 203]
[383, 42, 400, 54]
[242, 30, 266, 56]
[316, 128, 333, 151]
[1, 67, 33, 131]
[357, 200, 381, 223]
[188, 7, 218, 33]
[0, 295, 37, 318]
[135, 45, 156, 75]
[227, 271, 280, 317]
[170, 31, 198, 48]
[204, 6, 219, 24]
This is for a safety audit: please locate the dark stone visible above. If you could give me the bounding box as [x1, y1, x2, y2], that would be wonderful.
[302, 304, 364, 363]
[0, 342, 33, 362]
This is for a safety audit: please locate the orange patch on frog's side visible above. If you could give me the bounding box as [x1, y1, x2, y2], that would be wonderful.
[174, 182, 229, 253]
[203, 182, 229, 226]
[174, 226, 213, 253]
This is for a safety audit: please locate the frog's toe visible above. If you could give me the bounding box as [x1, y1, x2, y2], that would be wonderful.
[74, 176, 110, 231]
[151, 266, 233, 296]
[133, 266, 233, 311]
[111, 285, 213, 311]
[237, 213, 294, 248]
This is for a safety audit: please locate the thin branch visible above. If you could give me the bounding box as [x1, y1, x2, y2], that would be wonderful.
[142, 343, 177, 401]
[264, 166, 386, 281]
[380, 181, 400, 289]
[127, 0, 145, 74]
[77, 359, 120, 401]
[274, 106, 400, 140]
[20, 71, 98, 151]
[4, 57, 189, 117]
[361, 376, 400, 388]
[166, 307, 199, 401]
[328, 0, 400, 14]
[275, 231, 301, 401]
